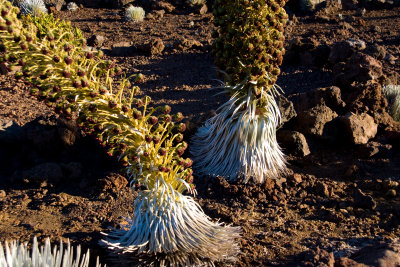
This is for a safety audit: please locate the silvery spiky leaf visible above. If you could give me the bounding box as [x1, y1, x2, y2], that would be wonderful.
[125, 5, 145, 22]
[382, 85, 400, 122]
[191, 82, 287, 184]
[100, 180, 241, 266]
[0, 236, 102, 267]
[18, 0, 47, 16]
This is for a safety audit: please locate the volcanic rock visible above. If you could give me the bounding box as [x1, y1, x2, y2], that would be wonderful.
[351, 239, 400, 266]
[277, 130, 311, 156]
[334, 52, 383, 86]
[353, 188, 376, 209]
[341, 112, 378, 144]
[291, 86, 346, 114]
[151, 1, 175, 13]
[296, 104, 338, 137]
[44, 0, 65, 11]
[277, 95, 297, 128]
[335, 257, 367, 266]
[87, 34, 105, 47]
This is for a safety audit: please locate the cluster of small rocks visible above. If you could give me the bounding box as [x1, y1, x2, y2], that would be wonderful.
[289, 0, 400, 14]
[278, 32, 400, 158]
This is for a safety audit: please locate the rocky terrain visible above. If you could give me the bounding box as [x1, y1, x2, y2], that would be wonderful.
[0, 0, 399, 266]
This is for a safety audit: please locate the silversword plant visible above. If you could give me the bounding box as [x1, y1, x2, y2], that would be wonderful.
[0, 0, 240, 265]
[0, 237, 101, 267]
[125, 5, 145, 22]
[191, 0, 289, 183]
[383, 85, 400, 122]
[18, 0, 47, 16]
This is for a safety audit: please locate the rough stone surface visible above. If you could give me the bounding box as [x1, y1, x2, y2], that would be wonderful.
[301, 247, 335, 267]
[145, 38, 165, 55]
[351, 239, 400, 267]
[23, 162, 64, 185]
[291, 86, 346, 114]
[87, 34, 105, 47]
[111, 0, 134, 8]
[277, 130, 311, 156]
[353, 188, 376, 210]
[342, 0, 359, 9]
[335, 257, 367, 266]
[151, 1, 175, 13]
[173, 38, 203, 51]
[296, 104, 338, 137]
[44, 0, 65, 11]
[341, 112, 378, 144]
[111, 41, 134, 56]
[334, 53, 383, 86]
[277, 95, 297, 128]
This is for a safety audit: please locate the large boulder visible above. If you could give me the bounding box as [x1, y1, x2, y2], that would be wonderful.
[334, 52, 383, 86]
[277, 130, 311, 156]
[341, 112, 378, 144]
[295, 103, 338, 137]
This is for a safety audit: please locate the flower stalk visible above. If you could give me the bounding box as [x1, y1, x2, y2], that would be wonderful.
[191, 0, 289, 183]
[0, 2, 240, 265]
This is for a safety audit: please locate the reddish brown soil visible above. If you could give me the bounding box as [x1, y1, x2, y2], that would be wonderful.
[0, 5, 399, 267]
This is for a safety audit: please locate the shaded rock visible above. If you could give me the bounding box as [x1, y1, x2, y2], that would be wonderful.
[111, 0, 134, 8]
[61, 162, 83, 180]
[146, 9, 165, 20]
[355, 7, 366, 15]
[173, 38, 203, 51]
[151, 1, 175, 13]
[296, 104, 338, 137]
[342, 0, 359, 9]
[351, 239, 400, 266]
[341, 112, 377, 144]
[291, 86, 346, 114]
[334, 53, 383, 86]
[57, 116, 79, 147]
[44, 0, 65, 11]
[343, 81, 387, 114]
[25, 116, 60, 155]
[329, 39, 366, 64]
[277, 130, 310, 156]
[369, 44, 386, 60]
[384, 54, 398, 65]
[335, 257, 367, 266]
[87, 34, 105, 47]
[144, 38, 165, 55]
[277, 95, 297, 128]
[97, 173, 128, 192]
[313, 44, 331, 67]
[301, 247, 335, 267]
[23, 162, 64, 185]
[353, 188, 376, 209]
[0, 120, 18, 145]
[198, 4, 208, 15]
[111, 41, 134, 56]
[315, 181, 330, 197]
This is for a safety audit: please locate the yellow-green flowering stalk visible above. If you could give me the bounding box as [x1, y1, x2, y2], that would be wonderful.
[0, 1, 240, 264]
[0, 237, 102, 267]
[191, 0, 288, 183]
